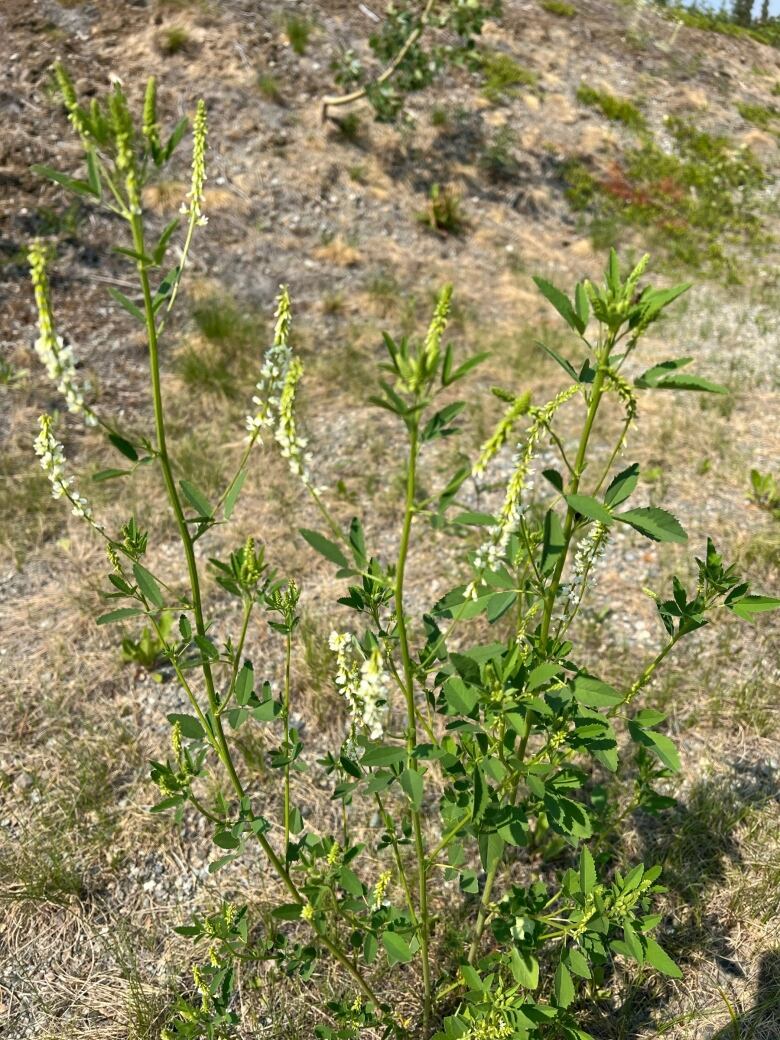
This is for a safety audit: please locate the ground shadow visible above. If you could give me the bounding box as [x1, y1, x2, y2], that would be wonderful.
[710, 951, 780, 1040]
[580, 761, 779, 1038]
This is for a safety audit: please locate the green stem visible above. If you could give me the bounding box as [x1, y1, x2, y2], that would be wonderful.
[425, 813, 471, 870]
[131, 211, 242, 787]
[467, 861, 498, 965]
[468, 707, 534, 965]
[283, 628, 292, 856]
[394, 421, 433, 1034]
[539, 356, 611, 652]
[130, 212, 381, 1011]
[220, 599, 253, 715]
[375, 794, 419, 926]
[611, 635, 679, 715]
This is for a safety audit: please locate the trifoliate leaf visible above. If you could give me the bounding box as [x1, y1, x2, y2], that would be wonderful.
[617, 507, 687, 543]
[566, 494, 613, 524]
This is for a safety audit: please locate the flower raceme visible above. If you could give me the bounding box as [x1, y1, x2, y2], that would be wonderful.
[29, 240, 96, 426]
[329, 631, 390, 743]
[34, 413, 98, 524]
[245, 286, 318, 490]
[181, 98, 208, 227]
[472, 385, 580, 575]
[245, 287, 294, 438]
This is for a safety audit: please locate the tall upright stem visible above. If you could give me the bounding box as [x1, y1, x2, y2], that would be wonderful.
[283, 629, 292, 856]
[469, 352, 611, 965]
[130, 213, 380, 1010]
[539, 357, 610, 653]
[395, 422, 433, 1034]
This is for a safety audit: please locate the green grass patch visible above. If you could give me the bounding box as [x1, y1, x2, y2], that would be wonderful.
[540, 0, 576, 15]
[257, 73, 283, 104]
[286, 15, 312, 55]
[668, 4, 780, 48]
[563, 117, 771, 276]
[175, 294, 256, 397]
[158, 26, 190, 56]
[576, 84, 645, 129]
[418, 183, 465, 234]
[737, 100, 779, 129]
[479, 50, 537, 103]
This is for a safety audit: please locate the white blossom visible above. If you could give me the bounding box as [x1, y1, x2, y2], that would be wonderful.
[274, 356, 315, 486]
[34, 413, 99, 525]
[329, 631, 389, 743]
[559, 521, 610, 619]
[245, 287, 321, 491]
[245, 287, 293, 438]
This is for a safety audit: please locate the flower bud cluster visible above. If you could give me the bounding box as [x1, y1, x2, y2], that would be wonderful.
[181, 99, 208, 227]
[372, 869, 392, 909]
[53, 61, 91, 145]
[473, 385, 580, 575]
[472, 390, 532, 477]
[29, 241, 96, 426]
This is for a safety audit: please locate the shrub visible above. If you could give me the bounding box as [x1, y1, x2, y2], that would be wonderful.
[29, 68, 780, 1039]
[324, 1, 500, 121]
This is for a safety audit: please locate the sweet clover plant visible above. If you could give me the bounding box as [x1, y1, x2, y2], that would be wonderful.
[29, 70, 780, 1040]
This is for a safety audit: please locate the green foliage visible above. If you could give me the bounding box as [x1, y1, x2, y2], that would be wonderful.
[540, 0, 576, 15]
[750, 468, 780, 517]
[328, 0, 501, 121]
[563, 117, 770, 275]
[575, 84, 645, 129]
[0, 357, 26, 386]
[419, 183, 465, 234]
[479, 49, 537, 103]
[29, 68, 780, 1040]
[122, 610, 174, 678]
[159, 26, 190, 56]
[286, 15, 312, 56]
[737, 100, 779, 129]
